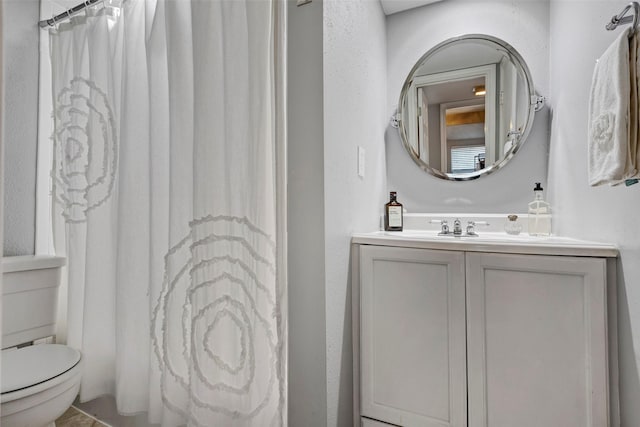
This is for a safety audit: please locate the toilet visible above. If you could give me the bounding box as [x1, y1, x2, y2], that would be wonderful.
[1, 256, 82, 427]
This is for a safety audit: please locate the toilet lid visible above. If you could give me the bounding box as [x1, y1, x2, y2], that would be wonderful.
[1, 344, 81, 394]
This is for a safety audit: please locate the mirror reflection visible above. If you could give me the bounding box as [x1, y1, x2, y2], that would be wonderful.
[398, 34, 538, 180]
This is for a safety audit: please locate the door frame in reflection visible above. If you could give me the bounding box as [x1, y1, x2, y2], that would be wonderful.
[440, 100, 486, 173]
[408, 64, 496, 169]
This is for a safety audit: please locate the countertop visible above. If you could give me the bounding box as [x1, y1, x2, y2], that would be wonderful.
[352, 230, 619, 258]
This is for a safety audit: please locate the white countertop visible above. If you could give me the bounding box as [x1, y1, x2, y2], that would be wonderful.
[2, 255, 66, 273]
[352, 230, 619, 258]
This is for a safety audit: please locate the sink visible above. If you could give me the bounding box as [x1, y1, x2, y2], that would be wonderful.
[357, 213, 618, 257]
[389, 229, 556, 243]
[357, 228, 618, 257]
[402, 213, 523, 234]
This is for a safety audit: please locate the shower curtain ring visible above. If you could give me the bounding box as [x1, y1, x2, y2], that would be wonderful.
[51, 13, 59, 29]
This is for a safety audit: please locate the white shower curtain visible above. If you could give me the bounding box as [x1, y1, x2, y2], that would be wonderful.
[45, 0, 286, 425]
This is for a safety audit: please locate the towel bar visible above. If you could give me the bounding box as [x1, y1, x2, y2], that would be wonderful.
[606, 1, 640, 35]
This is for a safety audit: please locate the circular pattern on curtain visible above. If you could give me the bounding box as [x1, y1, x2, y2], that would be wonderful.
[52, 77, 118, 223]
[152, 215, 281, 425]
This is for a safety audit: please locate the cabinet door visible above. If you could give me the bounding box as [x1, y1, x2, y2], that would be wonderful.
[466, 253, 608, 427]
[360, 246, 467, 427]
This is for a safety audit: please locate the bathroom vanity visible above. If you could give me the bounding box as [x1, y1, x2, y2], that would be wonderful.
[351, 230, 619, 427]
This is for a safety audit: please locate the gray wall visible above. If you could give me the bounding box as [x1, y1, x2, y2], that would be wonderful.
[287, 0, 328, 425]
[547, 1, 640, 424]
[2, 0, 39, 256]
[386, 0, 550, 214]
[288, 1, 388, 425]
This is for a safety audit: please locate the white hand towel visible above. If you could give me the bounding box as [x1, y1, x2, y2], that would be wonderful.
[628, 30, 638, 179]
[633, 29, 640, 178]
[588, 29, 633, 186]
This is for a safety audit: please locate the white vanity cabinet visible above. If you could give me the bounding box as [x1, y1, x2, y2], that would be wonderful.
[352, 234, 619, 427]
[358, 246, 467, 427]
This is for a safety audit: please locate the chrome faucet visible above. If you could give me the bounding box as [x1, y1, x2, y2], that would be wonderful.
[431, 218, 490, 237]
[453, 218, 462, 236]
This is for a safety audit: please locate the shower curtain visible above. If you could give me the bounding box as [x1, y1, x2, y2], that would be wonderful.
[45, 0, 286, 425]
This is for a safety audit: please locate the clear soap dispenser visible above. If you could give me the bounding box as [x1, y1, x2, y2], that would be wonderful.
[528, 182, 551, 236]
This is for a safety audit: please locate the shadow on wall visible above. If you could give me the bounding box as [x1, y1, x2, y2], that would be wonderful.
[384, 113, 550, 215]
[617, 256, 640, 425]
[336, 253, 355, 427]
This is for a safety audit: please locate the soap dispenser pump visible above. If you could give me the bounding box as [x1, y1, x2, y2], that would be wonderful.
[528, 182, 551, 236]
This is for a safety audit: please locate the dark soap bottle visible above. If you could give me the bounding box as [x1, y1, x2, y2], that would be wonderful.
[384, 191, 403, 231]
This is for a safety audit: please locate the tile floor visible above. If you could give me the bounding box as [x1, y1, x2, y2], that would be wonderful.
[72, 395, 157, 427]
[56, 406, 109, 427]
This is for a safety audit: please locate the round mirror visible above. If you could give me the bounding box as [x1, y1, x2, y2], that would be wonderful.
[398, 34, 540, 181]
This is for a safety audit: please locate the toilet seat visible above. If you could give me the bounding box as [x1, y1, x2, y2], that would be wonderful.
[1, 344, 81, 403]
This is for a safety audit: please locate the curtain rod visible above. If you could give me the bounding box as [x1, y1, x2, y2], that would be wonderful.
[38, 0, 102, 28]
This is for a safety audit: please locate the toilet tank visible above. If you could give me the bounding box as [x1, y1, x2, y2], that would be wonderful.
[2, 256, 66, 349]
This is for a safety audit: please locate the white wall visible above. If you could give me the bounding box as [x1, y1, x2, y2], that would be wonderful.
[299, 2, 551, 425]
[548, 1, 640, 424]
[323, 1, 387, 425]
[2, 0, 39, 256]
[386, 0, 550, 214]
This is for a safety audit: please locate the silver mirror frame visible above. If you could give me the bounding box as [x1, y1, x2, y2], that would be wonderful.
[397, 34, 540, 181]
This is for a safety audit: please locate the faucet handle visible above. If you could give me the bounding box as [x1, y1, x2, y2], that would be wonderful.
[429, 219, 450, 235]
[466, 220, 490, 236]
[469, 220, 490, 226]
